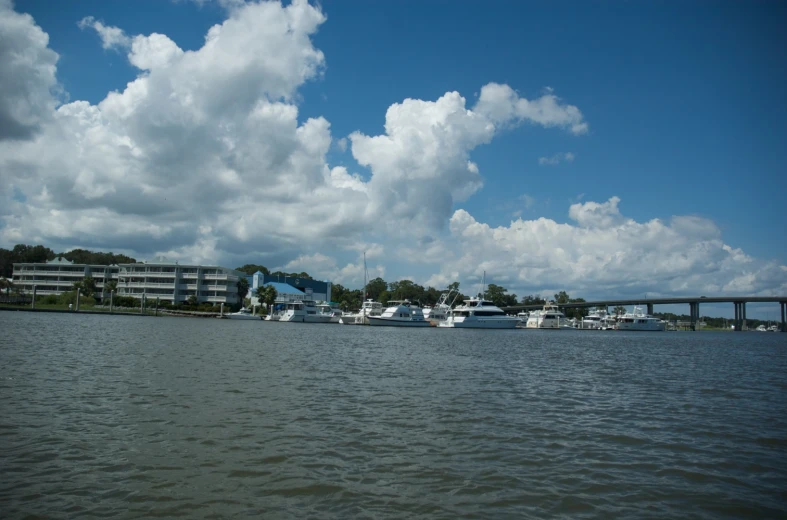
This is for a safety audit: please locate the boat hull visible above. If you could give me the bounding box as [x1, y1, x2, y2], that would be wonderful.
[367, 317, 431, 327]
[438, 318, 519, 329]
[617, 322, 665, 331]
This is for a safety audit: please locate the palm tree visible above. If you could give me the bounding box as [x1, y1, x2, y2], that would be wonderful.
[237, 277, 250, 303]
[0, 277, 13, 295]
[256, 284, 277, 314]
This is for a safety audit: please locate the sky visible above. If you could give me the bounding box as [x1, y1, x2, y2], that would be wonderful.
[1, 0, 785, 318]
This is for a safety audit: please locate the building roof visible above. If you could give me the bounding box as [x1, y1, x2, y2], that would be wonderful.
[264, 281, 303, 294]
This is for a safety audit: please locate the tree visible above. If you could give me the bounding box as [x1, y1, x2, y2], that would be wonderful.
[613, 305, 627, 316]
[187, 294, 199, 307]
[72, 277, 96, 298]
[365, 277, 387, 300]
[256, 285, 277, 312]
[448, 281, 460, 292]
[104, 280, 118, 294]
[485, 283, 517, 307]
[554, 291, 570, 304]
[235, 264, 270, 275]
[520, 294, 546, 306]
[0, 277, 13, 295]
[236, 277, 249, 302]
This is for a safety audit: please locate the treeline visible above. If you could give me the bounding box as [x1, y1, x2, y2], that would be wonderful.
[234, 264, 313, 280]
[0, 244, 137, 278]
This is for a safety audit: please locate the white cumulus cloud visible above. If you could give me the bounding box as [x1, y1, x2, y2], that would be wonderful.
[1, 0, 784, 301]
[538, 151, 575, 165]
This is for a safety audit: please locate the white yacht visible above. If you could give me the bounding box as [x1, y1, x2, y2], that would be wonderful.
[339, 299, 384, 325]
[616, 307, 666, 331]
[277, 300, 335, 323]
[368, 300, 431, 327]
[581, 308, 608, 329]
[277, 301, 306, 322]
[516, 311, 529, 325]
[316, 303, 343, 323]
[526, 302, 567, 329]
[438, 298, 520, 329]
[222, 307, 262, 320]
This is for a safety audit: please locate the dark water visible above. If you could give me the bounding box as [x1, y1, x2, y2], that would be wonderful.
[1, 312, 785, 519]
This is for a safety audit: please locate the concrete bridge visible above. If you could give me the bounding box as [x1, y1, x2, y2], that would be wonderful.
[502, 296, 787, 331]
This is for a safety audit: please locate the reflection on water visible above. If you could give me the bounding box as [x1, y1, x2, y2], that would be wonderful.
[1, 312, 785, 518]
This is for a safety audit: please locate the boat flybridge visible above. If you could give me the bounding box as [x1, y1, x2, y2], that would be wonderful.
[438, 297, 520, 329]
[526, 302, 568, 329]
[616, 306, 666, 331]
[368, 300, 431, 327]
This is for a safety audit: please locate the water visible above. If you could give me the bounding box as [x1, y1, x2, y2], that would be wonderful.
[1, 312, 785, 519]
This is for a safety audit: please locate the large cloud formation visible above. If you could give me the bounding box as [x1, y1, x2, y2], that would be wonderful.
[0, 0, 783, 296]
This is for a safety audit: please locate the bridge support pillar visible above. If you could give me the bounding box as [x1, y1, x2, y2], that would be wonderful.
[781, 302, 786, 332]
[689, 302, 697, 331]
[741, 302, 747, 331]
[733, 302, 740, 332]
[647, 303, 654, 315]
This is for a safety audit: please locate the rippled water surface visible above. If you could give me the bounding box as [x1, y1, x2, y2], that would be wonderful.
[1, 311, 786, 518]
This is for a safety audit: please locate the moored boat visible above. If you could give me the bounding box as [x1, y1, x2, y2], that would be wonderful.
[438, 297, 520, 329]
[526, 302, 566, 329]
[368, 300, 431, 327]
[616, 306, 665, 331]
[224, 307, 262, 320]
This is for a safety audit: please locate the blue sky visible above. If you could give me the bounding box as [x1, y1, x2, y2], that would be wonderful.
[2, 0, 786, 317]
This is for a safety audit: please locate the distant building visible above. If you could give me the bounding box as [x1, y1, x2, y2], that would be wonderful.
[116, 262, 247, 305]
[12, 257, 119, 300]
[12, 258, 247, 305]
[246, 271, 332, 305]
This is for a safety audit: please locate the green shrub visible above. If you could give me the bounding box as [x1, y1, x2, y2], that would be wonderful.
[58, 291, 96, 307]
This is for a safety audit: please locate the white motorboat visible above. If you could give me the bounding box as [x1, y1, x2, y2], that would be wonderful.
[221, 307, 261, 320]
[581, 308, 608, 329]
[755, 324, 767, 332]
[339, 299, 383, 325]
[438, 297, 520, 329]
[526, 302, 567, 329]
[277, 301, 306, 322]
[316, 303, 343, 323]
[616, 307, 666, 331]
[277, 300, 335, 323]
[368, 300, 431, 327]
[423, 289, 459, 325]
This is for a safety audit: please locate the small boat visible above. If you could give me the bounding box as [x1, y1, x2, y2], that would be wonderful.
[581, 308, 607, 329]
[755, 324, 767, 332]
[526, 302, 567, 329]
[224, 307, 261, 320]
[368, 300, 431, 327]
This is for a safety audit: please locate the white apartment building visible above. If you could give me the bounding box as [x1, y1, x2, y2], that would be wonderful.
[12, 258, 247, 305]
[12, 258, 120, 299]
[116, 262, 246, 305]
